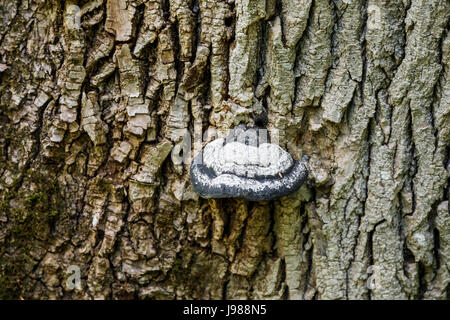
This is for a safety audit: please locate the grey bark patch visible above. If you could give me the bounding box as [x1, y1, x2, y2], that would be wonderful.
[190, 126, 308, 201]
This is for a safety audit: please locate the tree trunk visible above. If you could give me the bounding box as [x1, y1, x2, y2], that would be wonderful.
[0, 0, 449, 300]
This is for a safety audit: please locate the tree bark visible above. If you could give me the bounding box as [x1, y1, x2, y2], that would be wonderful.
[0, 0, 449, 300]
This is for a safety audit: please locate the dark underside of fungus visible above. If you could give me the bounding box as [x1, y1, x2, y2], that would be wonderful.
[190, 126, 308, 201]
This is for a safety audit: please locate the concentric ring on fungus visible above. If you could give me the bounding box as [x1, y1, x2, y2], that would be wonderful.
[190, 125, 308, 201]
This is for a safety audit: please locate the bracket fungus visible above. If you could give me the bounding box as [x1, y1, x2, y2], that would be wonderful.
[190, 125, 308, 201]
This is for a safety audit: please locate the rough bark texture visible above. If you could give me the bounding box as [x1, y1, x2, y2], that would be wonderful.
[0, 0, 449, 300]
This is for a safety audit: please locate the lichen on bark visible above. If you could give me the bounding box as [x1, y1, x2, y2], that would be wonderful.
[0, 0, 449, 300]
